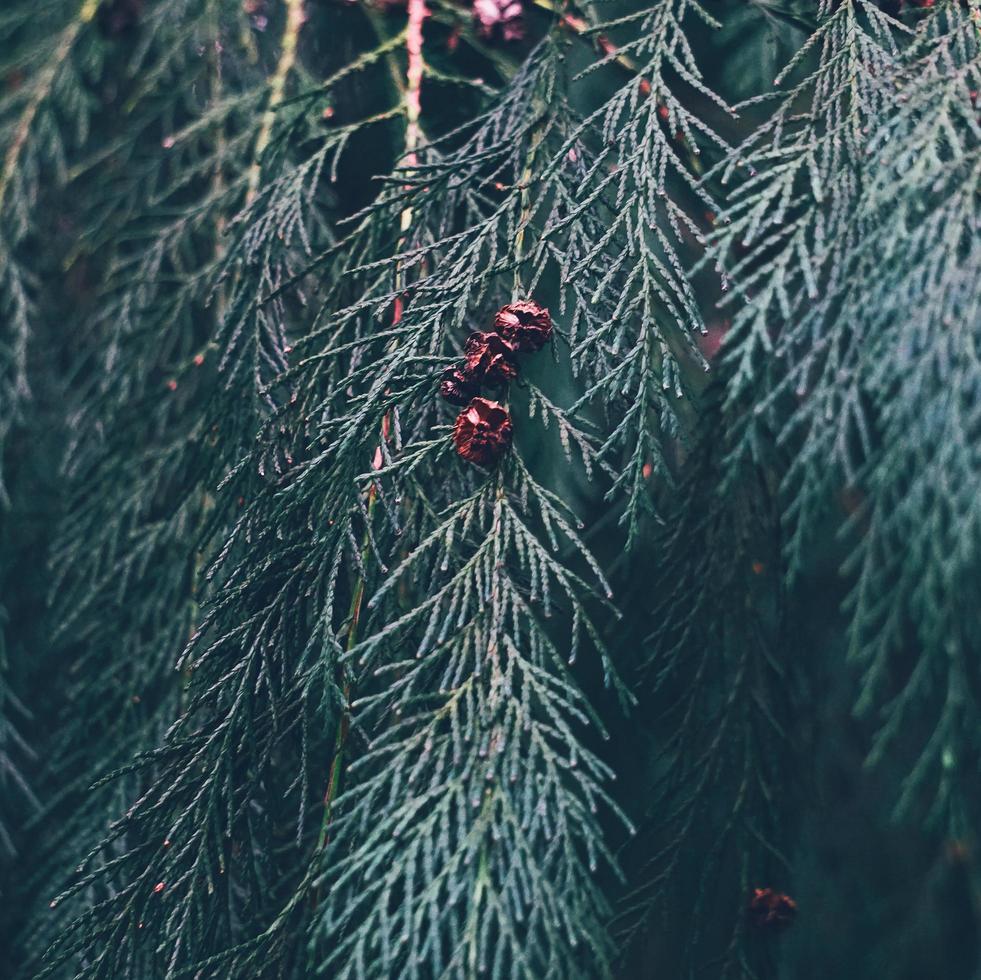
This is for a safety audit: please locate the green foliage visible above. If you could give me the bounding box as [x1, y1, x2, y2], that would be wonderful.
[709, 0, 981, 829]
[614, 391, 794, 978]
[831, 4, 981, 828]
[1, 0, 979, 978]
[0, 0, 104, 915]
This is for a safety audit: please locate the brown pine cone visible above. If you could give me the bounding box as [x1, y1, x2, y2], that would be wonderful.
[493, 300, 552, 353]
[747, 888, 797, 934]
[453, 398, 513, 466]
[473, 0, 524, 41]
[439, 366, 480, 406]
[464, 332, 518, 385]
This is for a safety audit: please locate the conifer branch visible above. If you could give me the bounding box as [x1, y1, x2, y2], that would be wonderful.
[0, 0, 99, 209]
[5, 2, 977, 977]
[706, 0, 981, 830]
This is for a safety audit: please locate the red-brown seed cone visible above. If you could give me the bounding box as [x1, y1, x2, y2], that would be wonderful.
[493, 300, 552, 353]
[473, 0, 524, 41]
[453, 398, 512, 466]
[439, 365, 480, 406]
[747, 888, 797, 934]
[464, 331, 518, 385]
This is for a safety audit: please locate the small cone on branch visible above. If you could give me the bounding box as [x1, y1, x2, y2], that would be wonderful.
[747, 888, 797, 934]
[439, 366, 480, 406]
[453, 398, 512, 466]
[493, 300, 552, 352]
[464, 332, 518, 386]
[473, 0, 524, 41]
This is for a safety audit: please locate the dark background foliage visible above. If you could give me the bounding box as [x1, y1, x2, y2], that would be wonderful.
[1, 0, 979, 977]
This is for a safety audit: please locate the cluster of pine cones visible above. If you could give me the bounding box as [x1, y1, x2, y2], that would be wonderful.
[439, 301, 552, 466]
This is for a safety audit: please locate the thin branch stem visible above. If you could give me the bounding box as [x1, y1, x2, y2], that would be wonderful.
[534, 0, 643, 78]
[246, 0, 307, 204]
[317, 0, 429, 850]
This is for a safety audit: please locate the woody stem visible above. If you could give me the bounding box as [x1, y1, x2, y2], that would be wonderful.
[317, 0, 427, 849]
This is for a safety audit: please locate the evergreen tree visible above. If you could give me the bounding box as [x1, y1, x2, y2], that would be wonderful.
[1, 0, 979, 977]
